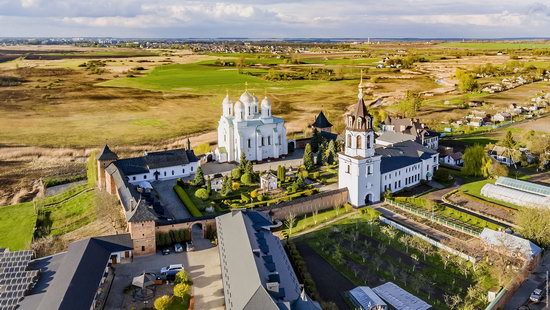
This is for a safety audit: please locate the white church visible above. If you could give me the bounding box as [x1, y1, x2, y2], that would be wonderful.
[215, 88, 288, 163]
[339, 84, 439, 206]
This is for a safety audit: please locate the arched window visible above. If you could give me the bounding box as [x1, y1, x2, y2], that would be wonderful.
[348, 117, 354, 127]
[356, 135, 362, 149]
[366, 135, 371, 148]
[357, 117, 362, 129]
[347, 134, 352, 148]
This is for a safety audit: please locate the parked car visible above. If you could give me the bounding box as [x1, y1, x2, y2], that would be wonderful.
[161, 248, 171, 255]
[174, 243, 183, 253]
[160, 264, 184, 276]
[186, 241, 195, 252]
[530, 288, 543, 303]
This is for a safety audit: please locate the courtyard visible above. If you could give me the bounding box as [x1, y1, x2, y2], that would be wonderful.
[105, 239, 223, 310]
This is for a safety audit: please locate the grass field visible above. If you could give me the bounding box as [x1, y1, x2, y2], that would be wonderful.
[31, 184, 97, 238]
[100, 61, 326, 93]
[438, 41, 550, 50]
[459, 179, 522, 210]
[0, 202, 36, 250]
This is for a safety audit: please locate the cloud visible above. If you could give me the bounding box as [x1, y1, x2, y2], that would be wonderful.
[1, 0, 550, 37]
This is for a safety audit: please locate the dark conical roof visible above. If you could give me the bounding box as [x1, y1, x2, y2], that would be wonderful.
[98, 144, 118, 161]
[354, 97, 369, 118]
[311, 111, 333, 128]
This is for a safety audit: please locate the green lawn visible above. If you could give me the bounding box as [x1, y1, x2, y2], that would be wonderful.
[35, 184, 97, 237]
[99, 61, 325, 93]
[459, 179, 523, 210]
[0, 203, 36, 250]
[282, 204, 353, 236]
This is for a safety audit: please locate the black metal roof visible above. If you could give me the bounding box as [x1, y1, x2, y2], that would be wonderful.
[33, 234, 133, 310]
[376, 140, 436, 174]
[112, 148, 199, 176]
[311, 111, 333, 129]
[97, 145, 118, 161]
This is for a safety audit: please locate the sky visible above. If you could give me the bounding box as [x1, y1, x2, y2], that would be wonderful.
[1, 0, 550, 38]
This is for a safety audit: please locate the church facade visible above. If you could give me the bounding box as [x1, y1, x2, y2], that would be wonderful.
[215, 90, 288, 163]
[339, 85, 439, 207]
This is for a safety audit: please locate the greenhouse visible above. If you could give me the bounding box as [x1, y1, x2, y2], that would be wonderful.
[495, 177, 550, 197]
[481, 183, 550, 208]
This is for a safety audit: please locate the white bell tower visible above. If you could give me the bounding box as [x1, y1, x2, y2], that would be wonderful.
[338, 75, 382, 206]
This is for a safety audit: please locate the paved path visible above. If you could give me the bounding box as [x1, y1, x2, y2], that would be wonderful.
[506, 251, 550, 310]
[105, 246, 223, 310]
[253, 149, 304, 172]
[152, 179, 191, 220]
[44, 180, 86, 196]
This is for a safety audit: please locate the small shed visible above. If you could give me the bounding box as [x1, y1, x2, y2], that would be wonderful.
[372, 282, 431, 310]
[260, 172, 278, 191]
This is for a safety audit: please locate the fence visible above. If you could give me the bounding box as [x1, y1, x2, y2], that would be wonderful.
[384, 198, 481, 237]
[379, 216, 477, 263]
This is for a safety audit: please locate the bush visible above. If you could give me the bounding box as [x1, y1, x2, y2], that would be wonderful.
[173, 185, 203, 217]
[195, 188, 209, 200]
[434, 168, 451, 182]
[231, 168, 242, 180]
[250, 189, 258, 199]
[154, 295, 171, 310]
[241, 193, 250, 204]
[231, 181, 240, 191]
[241, 173, 253, 185]
[257, 194, 265, 201]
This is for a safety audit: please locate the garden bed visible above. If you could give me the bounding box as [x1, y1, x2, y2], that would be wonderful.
[446, 191, 518, 224]
[295, 214, 495, 309]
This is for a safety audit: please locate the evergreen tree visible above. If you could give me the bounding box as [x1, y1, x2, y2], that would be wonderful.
[303, 144, 314, 171]
[206, 177, 212, 195]
[294, 173, 306, 189]
[501, 130, 516, 149]
[245, 160, 254, 175]
[326, 140, 335, 164]
[239, 153, 249, 173]
[193, 166, 205, 186]
[316, 144, 325, 166]
[221, 176, 232, 196]
[277, 165, 286, 181]
[310, 128, 321, 153]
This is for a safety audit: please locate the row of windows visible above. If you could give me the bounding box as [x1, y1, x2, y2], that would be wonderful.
[130, 166, 194, 181]
[247, 135, 282, 148]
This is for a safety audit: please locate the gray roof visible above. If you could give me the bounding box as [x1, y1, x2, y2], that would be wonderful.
[480, 228, 542, 258]
[113, 148, 199, 176]
[376, 140, 436, 174]
[97, 144, 118, 161]
[377, 131, 417, 145]
[311, 111, 333, 129]
[372, 282, 431, 310]
[105, 165, 156, 223]
[216, 210, 320, 310]
[349, 286, 387, 309]
[28, 234, 133, 310]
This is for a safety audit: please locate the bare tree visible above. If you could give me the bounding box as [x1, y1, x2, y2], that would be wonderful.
[381, 225, 398, 245]
[399, 235, 412, 254]
[444, 294, 461, 310]
[388, 262, 398, 280]
[399, 270, 408, 286]
[373, 254, 383, 272]
[378, 243, 387, 256]
[312, 206, 319, 225]
[285, 211, 297, 236]
[333, 204, 341, 216]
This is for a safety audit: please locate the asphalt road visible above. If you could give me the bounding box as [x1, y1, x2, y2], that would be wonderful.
[506, 251, 550, 310]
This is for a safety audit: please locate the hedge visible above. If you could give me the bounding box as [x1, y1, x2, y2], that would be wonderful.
[173, 184, 203, 217]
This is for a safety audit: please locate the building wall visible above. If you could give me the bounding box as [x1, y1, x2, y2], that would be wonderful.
[129, 221, 156, 255]
[381, 162, 423, 193]
[126, 162, 199, 184]
[338, 153, 382, 207]
[97, 159, 115, 190]
[156, 219, 216, 236]
[258, 188, 349, 221]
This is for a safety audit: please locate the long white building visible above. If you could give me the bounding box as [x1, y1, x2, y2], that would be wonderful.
[338, 85, 438, 207]
[215, 90, 288, 163]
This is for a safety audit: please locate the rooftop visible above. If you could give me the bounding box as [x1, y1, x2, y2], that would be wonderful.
[22, 234, 133, 310]
[311, 111, 333, 129]
[376, 140, 436, 174]
[480, 228, 542, 258]
[216, 210, 320, 310]
[372, 282, 431, 310]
